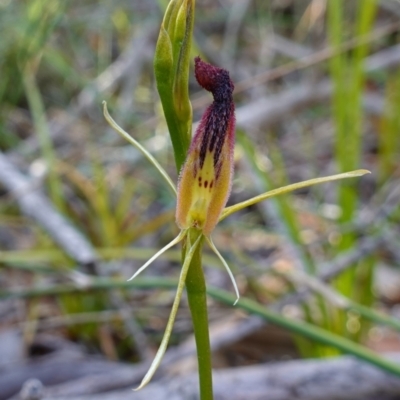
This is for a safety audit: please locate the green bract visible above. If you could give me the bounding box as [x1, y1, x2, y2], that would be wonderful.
[154, 0, 194, 171]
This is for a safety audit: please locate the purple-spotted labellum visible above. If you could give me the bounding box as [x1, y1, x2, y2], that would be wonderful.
[176, 57, 235, 235]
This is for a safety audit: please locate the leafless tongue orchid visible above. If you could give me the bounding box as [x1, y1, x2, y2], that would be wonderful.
[102, 54, 369, 389]
[103, 58, 239, 390]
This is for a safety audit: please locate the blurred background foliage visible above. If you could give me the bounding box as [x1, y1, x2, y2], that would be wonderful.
[1, 0, 400, 370]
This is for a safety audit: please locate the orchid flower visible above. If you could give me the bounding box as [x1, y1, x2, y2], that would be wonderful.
[103, 56, 369, 390]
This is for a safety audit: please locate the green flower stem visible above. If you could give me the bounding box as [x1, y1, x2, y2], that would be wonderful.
[135, 232, 202, 390]
[184, 229, 213, 400]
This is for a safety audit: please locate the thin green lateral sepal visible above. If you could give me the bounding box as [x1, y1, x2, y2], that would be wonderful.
[220, 169, 370, 221]
[127, 230, 187, 281]
[135, 233, 203, 391]
[205, 236, 240, 305]
[102, 101, 177, 196]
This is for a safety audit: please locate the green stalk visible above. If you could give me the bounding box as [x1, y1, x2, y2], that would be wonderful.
[184, 232, 213, 399]
[209, 288, 400, 378]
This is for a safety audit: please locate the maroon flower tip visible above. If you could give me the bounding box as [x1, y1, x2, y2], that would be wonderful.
[194, 56, 234, 102]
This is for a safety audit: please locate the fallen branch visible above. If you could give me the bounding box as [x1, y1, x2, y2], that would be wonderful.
[25, 353, 400, 400]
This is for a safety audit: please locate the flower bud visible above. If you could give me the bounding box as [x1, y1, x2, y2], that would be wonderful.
[176, 57, 235, 235]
